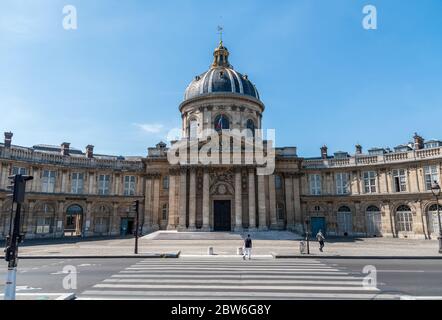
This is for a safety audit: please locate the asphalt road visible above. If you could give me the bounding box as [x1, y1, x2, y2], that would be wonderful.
[0, 258, 441, 299]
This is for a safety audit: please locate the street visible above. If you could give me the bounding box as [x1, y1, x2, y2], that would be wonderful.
[0, 257, 441, 300]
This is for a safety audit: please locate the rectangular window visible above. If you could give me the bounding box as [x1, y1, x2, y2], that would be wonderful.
[162, 204, 168, 220]
[163, 176, 169, 190]
[309, 174, 322, 195]
[41, 170, 56, 193]
[335, 172, 349, 195]
[363, 171, 377, 193]
[392, 169, 407, 192]
[424, 165, 439, 191]
[71, 173, 84, 194]
[98, 174, 110, 195]
[124, 176, 136, 196]
[12, 167, 27, 175]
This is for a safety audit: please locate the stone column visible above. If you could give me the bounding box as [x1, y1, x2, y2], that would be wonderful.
[284, 174, 294, 231]
[248, 168, 256, 231]
[152, 176, 160, 230]
[167, 173, 177, 230]
[292, 174, 302, 232]
[111, 202, 119, 236]
[202, 169, 210, 231]
[234, 168, 243, 231]
[143, 176, 153, 233]
[413, 201, 425, 239]
[178, 168, 187, 230]
[188, 168, 196, 230]
[57, 201, 65, 237]
[257, 174, 267, 230]
[269, 174, 277, 229]
[382, 202, 395, 238]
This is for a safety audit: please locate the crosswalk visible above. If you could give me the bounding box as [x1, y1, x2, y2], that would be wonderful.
[78, 257, 392, 300]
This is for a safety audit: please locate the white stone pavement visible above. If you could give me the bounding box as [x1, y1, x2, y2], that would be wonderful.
[16, 231, 442, 257]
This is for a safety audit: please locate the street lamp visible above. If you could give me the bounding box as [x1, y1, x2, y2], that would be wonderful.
[430, 180, 442, 254]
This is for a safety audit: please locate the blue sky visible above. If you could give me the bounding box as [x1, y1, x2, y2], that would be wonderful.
[1, 0, 441, 157]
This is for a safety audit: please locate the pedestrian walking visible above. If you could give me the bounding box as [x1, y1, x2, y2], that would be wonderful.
[243, 234, 252, 260]
[316, 229, 325, 252]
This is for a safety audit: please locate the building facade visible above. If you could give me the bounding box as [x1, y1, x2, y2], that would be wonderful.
[1, 43, 441, 240]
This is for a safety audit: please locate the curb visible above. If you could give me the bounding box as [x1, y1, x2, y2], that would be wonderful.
[18, 252, 180, 259]
[272, 253, 442, 259]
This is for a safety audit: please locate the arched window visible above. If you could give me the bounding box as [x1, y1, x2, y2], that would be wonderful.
[276, 203, 285, 220]
[246, 119, 255, 137]
[428, 204, 442, 234]
[396, 205, 413, 232]
[337, 206, 352, 236]
[214, 114, 230, 131]
[189, 119, 198, 140]
[366, 205, 381, 236]
[35, 203, 55, 234]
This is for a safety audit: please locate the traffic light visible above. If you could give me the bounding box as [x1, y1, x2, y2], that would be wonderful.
[7, 174, 33, 204]
[131, 200, 139, 213]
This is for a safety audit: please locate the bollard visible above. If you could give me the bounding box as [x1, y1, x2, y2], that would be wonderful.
[208, 247, 214, 255]
[237, 247, 243, 255]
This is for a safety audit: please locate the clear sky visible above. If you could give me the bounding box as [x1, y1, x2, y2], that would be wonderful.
[1, 0, 441, 157]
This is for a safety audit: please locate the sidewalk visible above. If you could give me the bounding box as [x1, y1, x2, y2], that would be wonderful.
[12, 231, 442, 259]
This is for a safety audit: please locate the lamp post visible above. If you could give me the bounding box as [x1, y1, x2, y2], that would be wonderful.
[305, 219, 310, 254]
[430, 180, 442, 254]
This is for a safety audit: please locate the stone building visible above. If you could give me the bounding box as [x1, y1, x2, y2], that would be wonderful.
[1, 42, 441, 240]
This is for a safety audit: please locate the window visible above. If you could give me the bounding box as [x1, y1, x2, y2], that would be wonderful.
[366, 205, 382, 236]
[363, 171, 377, 193]
[424, 165, 439, 191]
[162, 203, 168, 220]
[314, 206, 321, 212]
[189, 119, 198, 140]
[36, 217, 52, 234]
[94, 217, 109, 233]
[275, 175, 282, 190]
[392, 169, 407, 192]
[98, 174, 110, 195]
[214, 114, 230, 131]
[41, 170, 56, 193]
[12, 167, 27, 175]
[428, 204, 442, 234]
[163, 176, 169, 190]
[246, 119, 255, 137]
[71, 173, 84, 194]
[124, 176, 136, 196]
[309, 174, 321, 195]
[396, 205, 413, 232]
[276, 203, 285, 220]
[335, 173, 349, 195]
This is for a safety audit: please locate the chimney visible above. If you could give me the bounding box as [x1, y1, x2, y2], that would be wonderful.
[320, 145, 328, 159]
[413, 133, 424, 150]
[86, 145, 94, 158]
[355, 144, 362, 155]
[61, 142, 70, 156]
[4, 132, 13, 148]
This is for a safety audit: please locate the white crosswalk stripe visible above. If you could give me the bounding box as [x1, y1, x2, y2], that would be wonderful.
[78, 258, 386, 300]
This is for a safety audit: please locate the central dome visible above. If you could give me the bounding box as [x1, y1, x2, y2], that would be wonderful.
[184, 42, 260, 101]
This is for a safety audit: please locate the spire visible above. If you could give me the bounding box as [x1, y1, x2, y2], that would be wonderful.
[211, 40, 231, 68]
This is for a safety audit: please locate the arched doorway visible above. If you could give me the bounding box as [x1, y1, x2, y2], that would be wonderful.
[65, 205, 83, 237]
[366, 205, 382, 237]
[337, 206, 352, 236]
[427, 204, 442, 237]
